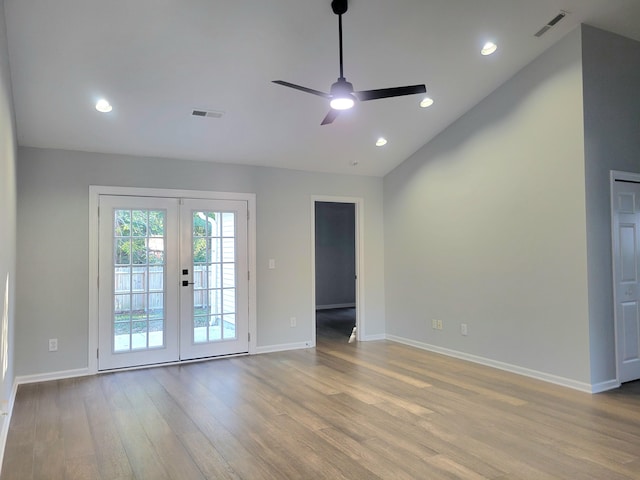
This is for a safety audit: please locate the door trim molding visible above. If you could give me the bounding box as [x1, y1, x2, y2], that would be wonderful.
[610, 170, 640, 384]
[88, 185, 257, 374]
[311, 196, 364, 346]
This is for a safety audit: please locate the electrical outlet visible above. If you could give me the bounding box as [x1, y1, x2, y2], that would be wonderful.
[48, 338, 58, 352]
[461, 323, 468, 336]
[437, 320, 443, 330]
[290, 317, 297, 327]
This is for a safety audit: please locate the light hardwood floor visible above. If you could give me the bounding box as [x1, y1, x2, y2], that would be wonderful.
[3, 323, 640, 479]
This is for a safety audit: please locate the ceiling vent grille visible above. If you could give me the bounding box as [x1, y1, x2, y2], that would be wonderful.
[192, 109, 224, 118]
[534, 11, 567, 37]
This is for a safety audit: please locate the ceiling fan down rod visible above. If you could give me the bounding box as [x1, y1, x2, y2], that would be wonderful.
[332, 0, 348, 80]
[338, 13, 345, 79]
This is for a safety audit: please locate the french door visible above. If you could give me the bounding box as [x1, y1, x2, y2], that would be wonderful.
[98, 195, 249, 370]
[179, 199, 248, 360]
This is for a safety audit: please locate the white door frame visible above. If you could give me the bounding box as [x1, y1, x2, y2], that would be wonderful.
[89, 185, 257, 374]
[610, 170, 640, 384]
[311, 196, 364, 346]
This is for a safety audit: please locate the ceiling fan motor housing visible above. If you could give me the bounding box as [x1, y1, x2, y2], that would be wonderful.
[331, 0, 348, 16]
[331, 78, 354, 97]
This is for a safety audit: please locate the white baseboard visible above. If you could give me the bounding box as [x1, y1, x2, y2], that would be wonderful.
[386, 335, 601, 394]
[316, 303, 356, 310]
[361, 333, 386, 341]
[15, 367, 91, 386]
[590, 379, 620, 393]
[255, 342, 313, 354]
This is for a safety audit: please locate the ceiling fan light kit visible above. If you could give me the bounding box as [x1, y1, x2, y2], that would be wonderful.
[273, 0, 426, 125]
[329, 79, 356, 110]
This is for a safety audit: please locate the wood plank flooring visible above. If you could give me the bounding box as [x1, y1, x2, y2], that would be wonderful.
[3, 320, 640, 478]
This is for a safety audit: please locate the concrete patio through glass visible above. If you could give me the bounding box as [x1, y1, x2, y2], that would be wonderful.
[114, 322, 237, 351]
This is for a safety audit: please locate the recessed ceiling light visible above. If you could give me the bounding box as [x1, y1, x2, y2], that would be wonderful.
[376, 137, 387, 147]
[481, 42, 497, 56]
[420, 97, 434, 108]
[95, 99, 113, 113]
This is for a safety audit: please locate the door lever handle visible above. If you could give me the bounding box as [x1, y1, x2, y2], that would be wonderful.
[182, 280, 195, 287]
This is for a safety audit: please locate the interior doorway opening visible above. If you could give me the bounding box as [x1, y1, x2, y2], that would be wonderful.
[313, 200, 358, 344]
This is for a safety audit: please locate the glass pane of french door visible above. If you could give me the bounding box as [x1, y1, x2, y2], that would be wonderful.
[180, 199, 249, 360]
[98, 196, 179, 370]
[113, 209, 166, 351]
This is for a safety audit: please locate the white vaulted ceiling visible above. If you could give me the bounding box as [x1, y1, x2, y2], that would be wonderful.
[5, 0, 640, 176]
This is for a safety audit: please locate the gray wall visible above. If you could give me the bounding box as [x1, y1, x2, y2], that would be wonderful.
[0, 0, 17, 432]
[315, 202, 356, 308]
[383, 29, 592, 383]
[15, 147, 385, 376]
[582, 26, 640, 384]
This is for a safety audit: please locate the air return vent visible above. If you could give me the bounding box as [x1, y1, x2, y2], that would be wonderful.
[534, 11, 567, 37]
[191, 109, 224, 118]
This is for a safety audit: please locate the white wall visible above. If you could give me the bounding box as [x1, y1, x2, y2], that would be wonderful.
[384, 29, 592, 384]
[15, 147, 385, 375]
[582, 26, 640, 385]
[0, 0, 17, 452]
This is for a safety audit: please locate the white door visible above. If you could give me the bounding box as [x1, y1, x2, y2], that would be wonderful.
[612, 180, 640, 383]
[179, 199, 249, 360]
[98, 195, 249, 370]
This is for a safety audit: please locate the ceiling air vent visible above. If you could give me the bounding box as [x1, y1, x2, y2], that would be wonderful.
[534, 11, 567, 37]
[191, 109, 224, 118]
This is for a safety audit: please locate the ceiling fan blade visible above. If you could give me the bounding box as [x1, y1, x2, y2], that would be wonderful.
[272, 80, 330, 98]
[321, 109, 340, 125]
[355, 84, 426, 101]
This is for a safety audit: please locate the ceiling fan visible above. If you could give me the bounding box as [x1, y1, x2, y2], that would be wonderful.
[273, 0, 427, 125]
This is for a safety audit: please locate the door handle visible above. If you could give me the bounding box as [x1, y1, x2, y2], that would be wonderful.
[182, 280, 195, 287]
